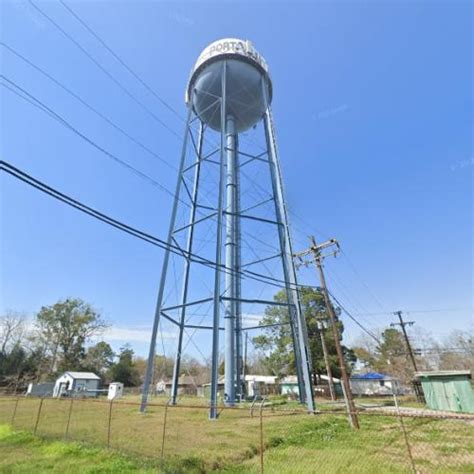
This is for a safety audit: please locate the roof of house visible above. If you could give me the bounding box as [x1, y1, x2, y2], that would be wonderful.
[320, 374, 340, 383]
[414, 370, 471, 379]
[64, 371, 101, 380]
[281, 375, 341, 384]
[161, 375, 197, 386]
[244, 375, 277, 383]
[280, 375, 297, 384]
[350, 372, 391, 380]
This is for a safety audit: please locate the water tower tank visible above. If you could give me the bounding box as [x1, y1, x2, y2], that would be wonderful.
[186, 38, 272, 133]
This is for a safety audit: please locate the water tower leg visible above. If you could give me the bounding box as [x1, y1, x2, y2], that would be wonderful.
[209, 61, 227, 420]
[224, 114, 237, 406]
[262, 99, 315, 413]
[234, 136, 243, 402]
[171, 122, 205, 405]
[140, 106, 194, 413]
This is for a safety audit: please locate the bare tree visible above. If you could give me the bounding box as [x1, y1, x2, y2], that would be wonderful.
[0, 311, 27, 354]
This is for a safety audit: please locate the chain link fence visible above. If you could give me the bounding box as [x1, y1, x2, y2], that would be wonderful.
[0, 396, 473, 472]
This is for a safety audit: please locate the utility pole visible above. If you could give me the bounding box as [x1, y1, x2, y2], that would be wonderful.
[317, 320, 336, 401]
[391, 311, 424, 402]
[294, 236, 360, 429]
[391, 311, 418, 372]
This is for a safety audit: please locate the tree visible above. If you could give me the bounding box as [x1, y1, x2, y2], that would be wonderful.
[83, 342, 115, 376]
[353, 328, 421, 384]
[252, 287, 354, 381]
[0, 311, 26, 354]
[0, 344, 43, 390]
[437, 330, 473, 372]
[108, 345, 140, 386]
[35, 298, 108, 374]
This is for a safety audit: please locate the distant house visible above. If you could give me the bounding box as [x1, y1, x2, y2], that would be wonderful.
[281, 375, 342, 398]
[280, 375, 299, 396]
[414, 370, 474, 413]
[53, 371, 101, 398]
[156, 375, 198, 396]
[201, 375, 278, 399]
[26, 382, 55, 397]
[350, 372, 402, 396]
[244, 375, 278, 397]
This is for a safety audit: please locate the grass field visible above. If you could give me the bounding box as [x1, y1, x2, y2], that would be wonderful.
[0, 424, 159, 473]
[0, 396, 473, 473]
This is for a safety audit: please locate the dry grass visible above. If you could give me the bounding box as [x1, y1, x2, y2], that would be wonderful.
[0, 397, 472, 473]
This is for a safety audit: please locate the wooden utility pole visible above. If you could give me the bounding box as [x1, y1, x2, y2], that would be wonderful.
[295, 236, 360, 429]
[317, 320, 336, 401]
[391, 311, 423, 402]
[391, 311, 418, 372]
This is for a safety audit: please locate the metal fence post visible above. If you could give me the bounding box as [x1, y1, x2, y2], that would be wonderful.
[259, 400, 265, 474]
[393, 393, 417, 473]
[11, 396, 20, 426]
[160, 401, 170, 468]
[107, 399, 114, 448]
[33, 397, 44, 434]
[65, 398, 74, 439]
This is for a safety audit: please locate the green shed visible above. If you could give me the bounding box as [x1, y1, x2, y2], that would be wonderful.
[414, 370, 474, 414]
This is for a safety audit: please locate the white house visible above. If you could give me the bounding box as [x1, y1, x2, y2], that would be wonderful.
[349, 372, 403, 396]
[53, 371, 101, 398]
[244, 375, 278, 397]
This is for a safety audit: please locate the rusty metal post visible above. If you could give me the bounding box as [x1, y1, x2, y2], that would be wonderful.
[11, 397, 20, 426]
[160, 401, 170, 468]
[393, 393, 417, 473]
[259, 399, 265, 473]
[65, 398, 74, 439]
[33, 397, 44, 434]
[107, 400, 114, 448]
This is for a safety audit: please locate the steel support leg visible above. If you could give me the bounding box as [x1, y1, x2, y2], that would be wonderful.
[224, 115, 236, 406]
[171, 123, 205, 405]
[262, 85, 315, 412]
[234, 135, 243, 401]
[209, 61, 227, 420]
[140, 106, 194, 413]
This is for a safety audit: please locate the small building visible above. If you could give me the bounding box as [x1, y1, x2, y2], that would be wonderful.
[280, 375, 299, 397]
[350, 372, 402, 396]
[244, 375, 278, 397]
[200, 375, 278, 399]
[53, 371, 101, 398]
[414, 370, 474, 414]
[108, 382, 124, 400]
[156, 375, 198, 396]
[281, 375, 343, 398]
[26, 382, 55, 397]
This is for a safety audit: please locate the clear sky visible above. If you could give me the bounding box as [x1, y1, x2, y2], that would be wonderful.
[1, 0, 472, 359]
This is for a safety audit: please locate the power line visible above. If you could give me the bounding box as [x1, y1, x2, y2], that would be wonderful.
[0, 160, 324, 294]
[339, 249, 387, 312]
[28, 0, 181, 141]
[58, 0, 184, 123]
[0, 42, 175, 172]
[287, 208, 390, 315]
[1, 74, 182, 204]
[327, 290, 381, 346]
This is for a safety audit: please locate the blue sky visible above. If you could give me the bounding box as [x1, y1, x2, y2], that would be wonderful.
[1, 0, 472, 359]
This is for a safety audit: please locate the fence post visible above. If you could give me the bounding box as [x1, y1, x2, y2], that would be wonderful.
[107, 399, 114, 448]
[259, 400, 265, 474]
[160, 401, 170, 469]
[11, 396, 20, 426]
[393, 393, 417, 473]
[65, 398, 74, 439]
[33, 397, 44, 435]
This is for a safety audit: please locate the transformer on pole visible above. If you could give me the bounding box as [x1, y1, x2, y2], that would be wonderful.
[140, 38, 315, 418]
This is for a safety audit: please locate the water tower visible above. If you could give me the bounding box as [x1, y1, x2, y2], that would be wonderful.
[140, 38, 315, 419]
